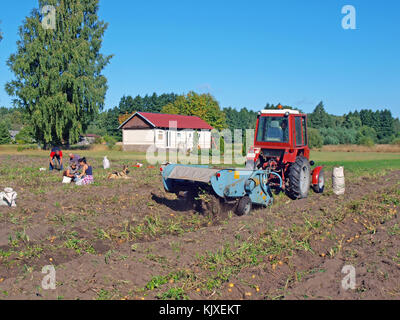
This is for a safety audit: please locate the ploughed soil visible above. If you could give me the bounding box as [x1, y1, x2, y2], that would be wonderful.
[0, 154, 399, 300]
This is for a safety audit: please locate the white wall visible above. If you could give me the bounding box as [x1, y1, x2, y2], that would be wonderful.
[198, 131, 211, 149]
[123, 129, 154, 145]
[123, 128, 211, 149]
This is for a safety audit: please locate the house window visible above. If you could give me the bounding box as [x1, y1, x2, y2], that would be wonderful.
[157, 131, 164, 140]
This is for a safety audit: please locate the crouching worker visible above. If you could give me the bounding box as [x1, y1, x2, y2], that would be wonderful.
[63, 162, 79, 183]
[49, 147, 63, 171]
[75, 158, 94, 185]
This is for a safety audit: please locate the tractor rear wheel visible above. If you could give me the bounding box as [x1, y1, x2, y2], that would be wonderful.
[288, 156, 311, 199]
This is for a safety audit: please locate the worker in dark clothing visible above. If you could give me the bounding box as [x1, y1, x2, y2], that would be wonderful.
[49, 147, 63, 171]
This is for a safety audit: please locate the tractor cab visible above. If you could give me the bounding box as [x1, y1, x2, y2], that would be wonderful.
[246, 107, 324, 199]
[251, 109, 309, 163]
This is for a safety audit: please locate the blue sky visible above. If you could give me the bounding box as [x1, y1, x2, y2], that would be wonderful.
[0, 0, 399, 117]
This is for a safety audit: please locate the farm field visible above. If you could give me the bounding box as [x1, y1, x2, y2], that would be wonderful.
[0, 148, 400, 300]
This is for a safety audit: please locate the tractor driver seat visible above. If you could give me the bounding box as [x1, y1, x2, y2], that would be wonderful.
[267, 121, 283, 142]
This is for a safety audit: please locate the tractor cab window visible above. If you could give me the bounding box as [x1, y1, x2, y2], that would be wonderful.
[256, 116, 289, 143]
[295, 116, 307, 146]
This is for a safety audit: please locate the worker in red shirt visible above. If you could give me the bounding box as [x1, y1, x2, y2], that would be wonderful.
[49, 147, 63, 171]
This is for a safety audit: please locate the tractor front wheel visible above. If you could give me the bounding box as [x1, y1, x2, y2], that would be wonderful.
[288, 156, 311, 199]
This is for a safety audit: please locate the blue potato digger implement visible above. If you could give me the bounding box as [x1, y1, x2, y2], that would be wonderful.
[161, 164, 283, 216]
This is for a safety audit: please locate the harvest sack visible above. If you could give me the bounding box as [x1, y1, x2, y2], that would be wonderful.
[103, 156, 110, 169]
[62, 176, 72, 184]
[0, 188, 17, 207]
[332, 166, 345, 195]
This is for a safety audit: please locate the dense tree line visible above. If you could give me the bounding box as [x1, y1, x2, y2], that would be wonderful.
[307, 101, 399, 147]
[1, 96, 399, 148]
[86, 93, 178, 138]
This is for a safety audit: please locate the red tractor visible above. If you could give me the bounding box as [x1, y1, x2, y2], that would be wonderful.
[245, 107, 325, 199]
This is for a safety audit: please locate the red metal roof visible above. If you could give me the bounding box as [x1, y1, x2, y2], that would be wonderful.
[121, 112, 213, 130]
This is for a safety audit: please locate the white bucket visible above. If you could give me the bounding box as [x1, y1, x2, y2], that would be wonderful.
[332, 166, 345, 195]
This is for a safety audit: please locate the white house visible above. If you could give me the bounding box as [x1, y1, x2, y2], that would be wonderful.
[118, 112, 213, 151]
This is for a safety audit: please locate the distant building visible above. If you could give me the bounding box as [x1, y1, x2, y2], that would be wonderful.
[78, 134, 101, 145]
[9, 130, 20, 141]
[118, 112, 213, 152]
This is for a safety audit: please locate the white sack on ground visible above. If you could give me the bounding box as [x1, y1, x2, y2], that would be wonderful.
[103, 156, 110, 169]
[332, 166, 345, 195]
[0, 188, 17, 207]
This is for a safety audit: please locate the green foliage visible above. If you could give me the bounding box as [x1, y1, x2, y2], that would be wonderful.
[118, 93, 178, 114]
[0, 122, 11, 144]
[391, 138, 400, 145]
[318, 127, 357, 145]
[357, 126, 377, 144]
[103, 135, 116, 150]
[158, 287, 188, 300]
[394, 118, 400, 137]
[319, 128, 338, 145]
[192, 130, 200, 154]
[6, 0, 112, 146]
[308, 102, 334, 129]
[220, 135, 225, 154]
[15, 126, 35, 144]
[358, 136, 375, 147]
[85, 122, 108, 137]
[308, 128, 323, 149]
[162, 92, 226, 130]
[0, 107, 28, 131]
[17, 144, 38, 152]
[307, 101, 397, 145]
[223, 107, 257, 131]
[92, 93, 178, 138]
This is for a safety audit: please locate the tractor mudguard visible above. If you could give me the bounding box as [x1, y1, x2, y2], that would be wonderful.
[312, 166, 324, 185]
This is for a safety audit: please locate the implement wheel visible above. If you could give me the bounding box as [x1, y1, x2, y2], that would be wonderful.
[288, 156, 311, 199]
[236, 196, 252, 216]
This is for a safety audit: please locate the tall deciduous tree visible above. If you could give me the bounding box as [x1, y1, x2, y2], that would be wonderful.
[162, 92, 226, 130]
[6, 0, 112, 147]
